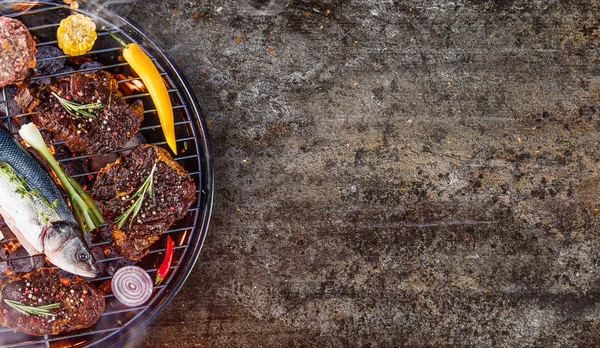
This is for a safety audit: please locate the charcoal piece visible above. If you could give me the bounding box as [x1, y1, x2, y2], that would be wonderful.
[33, 45, 65, 75]
[8, 246, 45, 273]
[91, 246, 107, 275]
[56, 269, 77, 281]
[85, 232, 92, 245]
[56, 66, 76, 74]
[120, 132, 147, 156]
[4, 85, 21, 116]
[50, 144, 89, 186]
[89, 152, 118, 173]
[37, 77, 51, 85]
[95, 224, 112, 243]
[0, 248, 8, 274]
[106, 255, 137, 276]
[80, 61, 104, 72]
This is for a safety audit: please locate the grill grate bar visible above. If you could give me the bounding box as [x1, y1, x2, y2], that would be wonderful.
[29, 47, 158, 68]
[26, 22, 59, 31]
[43, 327, 122, 344]
[4, 4, 62, 18]
[1, 83, 9, 133]
[143, 104, 187, 115]
[36, 30, 120, 48]
[0, 223, 196, 254]
[27, 62, 130, 82]
[92, 247, 187, 266]
[3, 97, 184, 131]
[123, 88, 179, 100]
[99, 306, 150, 317]
[0, 240, 188, 266]
[68, 167, 200, 180]
[0, 328, 122, 347]
[1, 103, 187, 127]
[45, 126, 195, 164]
[36, 46, 124, 62]
[118, 73, 168, 84]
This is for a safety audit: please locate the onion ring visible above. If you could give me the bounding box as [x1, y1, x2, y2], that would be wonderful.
[111, 266, 153, 307]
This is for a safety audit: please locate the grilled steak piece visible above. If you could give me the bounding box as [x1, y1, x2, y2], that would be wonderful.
[0, 268, 105, 336]
[92, 145, 196, 260]
[15, 71, 144, 155]
[0, 17, 36, 88]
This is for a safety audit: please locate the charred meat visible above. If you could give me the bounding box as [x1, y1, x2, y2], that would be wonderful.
[0, 17, 36, 88]
[15, 71, 144, 155]
[0, 268, 105, 336]
[8, 246, 45, 273]
[92, 145, 196, 260]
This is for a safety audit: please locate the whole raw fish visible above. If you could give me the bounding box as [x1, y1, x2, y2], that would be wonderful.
[0, 127, 98, 277]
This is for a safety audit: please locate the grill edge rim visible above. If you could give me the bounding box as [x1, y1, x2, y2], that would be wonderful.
[1, 1, 214, 347]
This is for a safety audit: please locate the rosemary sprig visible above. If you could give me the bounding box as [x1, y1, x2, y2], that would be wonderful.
[0, 163, 60, 224]
[115, 163, 157, 229]
[51, 92, 104, 119]
[4, 299, 60, 317]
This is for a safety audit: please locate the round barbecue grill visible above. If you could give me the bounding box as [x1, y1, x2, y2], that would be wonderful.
[0, 1, 213, 347]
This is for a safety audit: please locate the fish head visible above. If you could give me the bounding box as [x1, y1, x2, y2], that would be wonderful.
[43, 221, 99, 278]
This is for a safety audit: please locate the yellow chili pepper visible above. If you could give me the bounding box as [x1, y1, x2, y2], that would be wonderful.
[122, 44, 176, 154]
[57, 14, 97, 56]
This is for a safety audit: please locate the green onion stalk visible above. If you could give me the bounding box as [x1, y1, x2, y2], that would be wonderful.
[19, 123, 105, 234]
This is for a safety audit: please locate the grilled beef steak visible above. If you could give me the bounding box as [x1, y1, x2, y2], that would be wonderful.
[0, 268, 105, 336]
[92, 145, 196, 260]
[15, 71, 144, 154]
[0, 17, 36, 88]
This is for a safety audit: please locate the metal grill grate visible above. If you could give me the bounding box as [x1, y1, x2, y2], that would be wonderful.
[0, 2, 213, 347]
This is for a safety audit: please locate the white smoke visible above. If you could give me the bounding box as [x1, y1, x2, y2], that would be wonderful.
[98, 0, 139, 6]
[0, 0, 36, 14]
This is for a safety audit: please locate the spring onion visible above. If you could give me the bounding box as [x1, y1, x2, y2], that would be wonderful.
[18, 123, 105, 234]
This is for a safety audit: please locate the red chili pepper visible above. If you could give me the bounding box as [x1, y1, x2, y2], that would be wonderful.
[155, 235, 174, 285]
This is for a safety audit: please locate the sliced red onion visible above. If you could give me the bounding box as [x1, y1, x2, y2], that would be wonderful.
[111, 266, 153, 307]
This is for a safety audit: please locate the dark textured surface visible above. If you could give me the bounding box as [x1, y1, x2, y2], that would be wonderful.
[108, 0, 600, 346]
